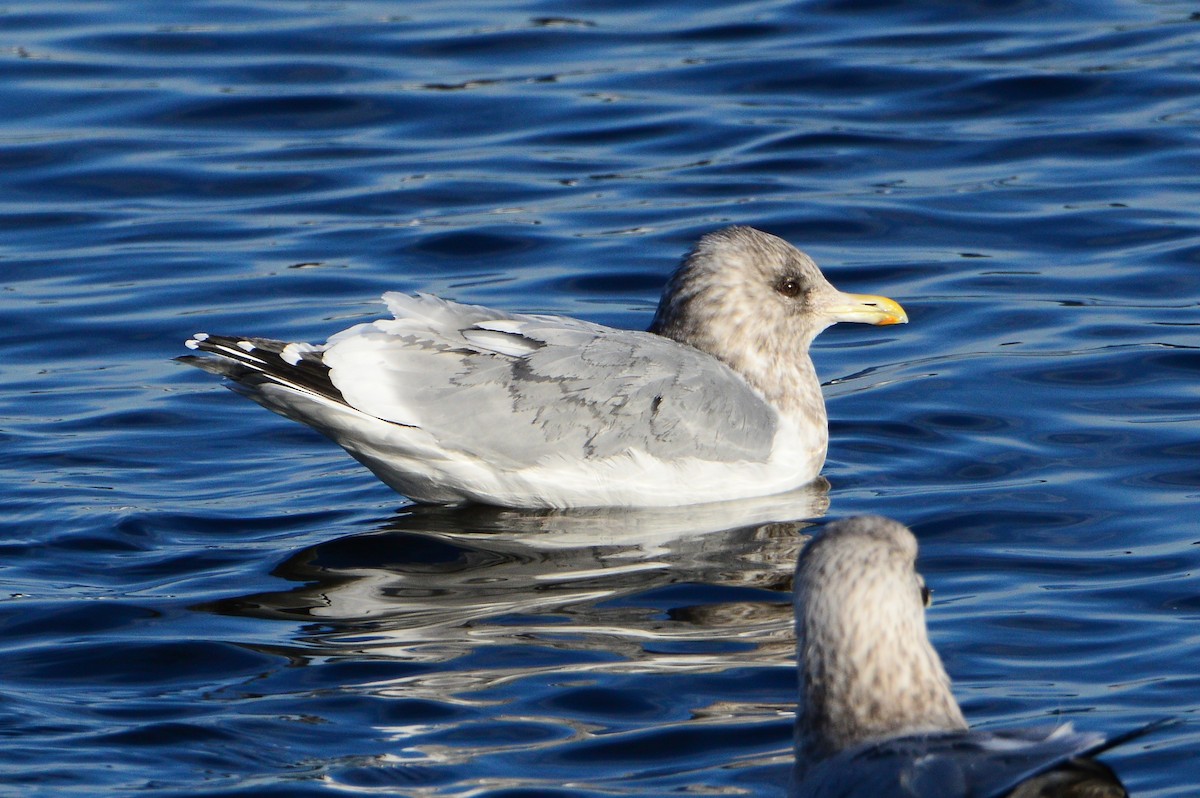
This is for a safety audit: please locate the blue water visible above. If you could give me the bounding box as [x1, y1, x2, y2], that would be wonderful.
[2, 0, 1198, 794]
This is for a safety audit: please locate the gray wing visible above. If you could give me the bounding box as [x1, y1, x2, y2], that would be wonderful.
[321, 292, 778, 468]
[791, 723, 1164, 798]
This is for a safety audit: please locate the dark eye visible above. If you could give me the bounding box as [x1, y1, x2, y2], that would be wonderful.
[776, 276, 804, 298]
[920, 582, 932, 608]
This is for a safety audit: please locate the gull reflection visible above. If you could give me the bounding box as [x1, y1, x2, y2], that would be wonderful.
[206, 480, 829, 687]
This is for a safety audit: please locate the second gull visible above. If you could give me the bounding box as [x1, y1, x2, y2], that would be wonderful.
[792, 515, 1155, 797]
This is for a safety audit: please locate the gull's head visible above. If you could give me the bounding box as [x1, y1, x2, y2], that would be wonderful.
[649, 227, 905, 401]
[794, 516, 966, 762]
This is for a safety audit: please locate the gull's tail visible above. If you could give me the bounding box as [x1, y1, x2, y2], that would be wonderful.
[179, 333, 346, 407]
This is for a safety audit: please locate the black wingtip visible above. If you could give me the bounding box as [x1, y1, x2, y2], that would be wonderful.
[176, 332, 346, 405]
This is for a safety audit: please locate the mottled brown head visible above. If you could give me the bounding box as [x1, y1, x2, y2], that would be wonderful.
[649, 227, 905, 411]
[794, 515, 967, 761]
[651, 227, 904, 344]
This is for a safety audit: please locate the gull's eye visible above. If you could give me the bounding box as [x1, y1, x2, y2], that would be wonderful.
[776, 276, 804, 298]
[918, 576, 932, 608]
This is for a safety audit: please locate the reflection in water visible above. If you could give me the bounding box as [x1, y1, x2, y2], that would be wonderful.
[206, 481, 829, 684]
[204, 483, 826, 791]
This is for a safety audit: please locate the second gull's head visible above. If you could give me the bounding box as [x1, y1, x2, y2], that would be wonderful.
[794, 515, 967, 762]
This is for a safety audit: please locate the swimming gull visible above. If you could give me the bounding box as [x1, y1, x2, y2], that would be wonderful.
[180, 226, 906, 508]
[792, 515, 1157, 797]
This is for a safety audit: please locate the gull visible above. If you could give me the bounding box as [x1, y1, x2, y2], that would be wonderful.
[792, 515, 1160, 798]
[180, 226, 906, 508]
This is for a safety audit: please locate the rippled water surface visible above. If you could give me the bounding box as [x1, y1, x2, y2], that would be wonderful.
[2, 1, 1199, 795]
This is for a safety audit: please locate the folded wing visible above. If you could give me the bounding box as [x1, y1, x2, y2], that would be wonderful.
[187, 293, 779, 470]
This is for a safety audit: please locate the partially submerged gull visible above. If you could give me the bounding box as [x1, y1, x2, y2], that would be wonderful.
[792, 515, 1160, 798]
[180, 226, 905, 508]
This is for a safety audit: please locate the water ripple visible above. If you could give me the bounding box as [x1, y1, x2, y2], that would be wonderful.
[2, 0, 1198, 794]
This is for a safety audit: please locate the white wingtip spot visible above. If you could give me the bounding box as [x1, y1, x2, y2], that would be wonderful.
[193, 332, 209, 341]
[281, 342, 317, 366]
[184, 339, 200, 350]
[237, 340, 256, 352]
